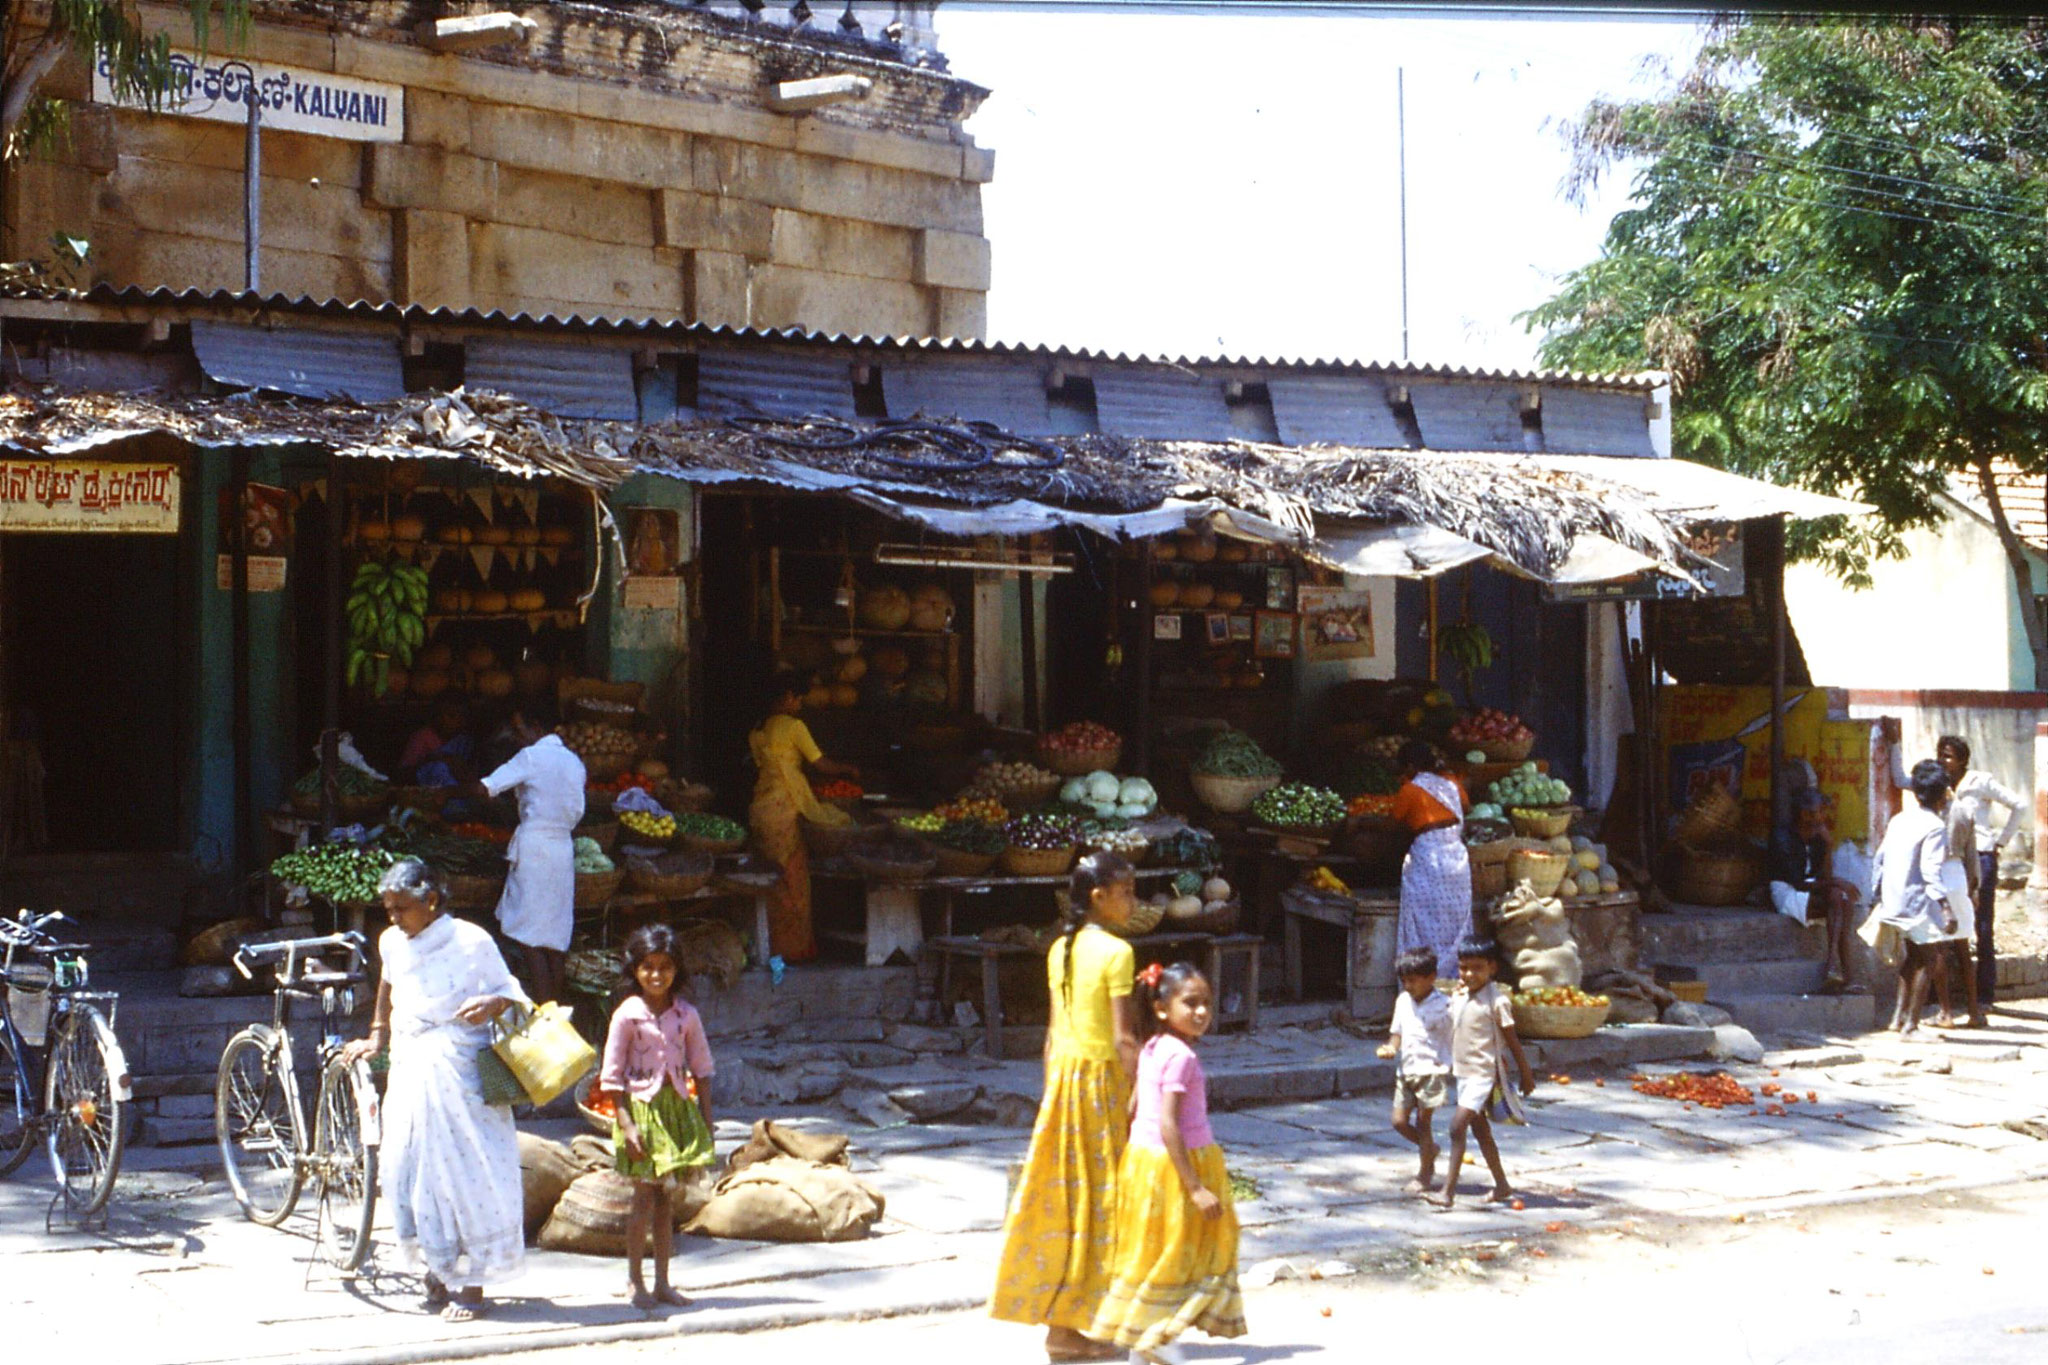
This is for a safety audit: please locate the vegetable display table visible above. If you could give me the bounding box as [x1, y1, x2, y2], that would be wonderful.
[582, 859, 778, 966]
[1280, 885, 1401, 1022]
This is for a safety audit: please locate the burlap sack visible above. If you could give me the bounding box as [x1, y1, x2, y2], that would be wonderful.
[726, 1119, 850, 1175]
[1513, 941, 1583, 989]
[670, 1164, 719, 1227]
[569, 1133, 616, 1172]
[518, 1132, 582, 1241]
[536, 1168, 637, 1256]
[685, 1158, 885, 1243]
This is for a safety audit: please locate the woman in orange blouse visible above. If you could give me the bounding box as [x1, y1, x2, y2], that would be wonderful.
[1393, 741, 1473, 981]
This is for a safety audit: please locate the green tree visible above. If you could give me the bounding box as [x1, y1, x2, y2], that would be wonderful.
[1525, 18, 2048, 681]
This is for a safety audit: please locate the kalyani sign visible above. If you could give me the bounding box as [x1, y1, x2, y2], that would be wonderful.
[0, 461, 182, 533]
[92, 50, 401, 143]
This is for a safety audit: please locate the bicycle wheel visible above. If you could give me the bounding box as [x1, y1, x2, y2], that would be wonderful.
[215, 1026, 302, 1225]
[44, 1004, 126, 1214]
[0, 1022, 37, 1177]
[313, 1055, 377, 1272]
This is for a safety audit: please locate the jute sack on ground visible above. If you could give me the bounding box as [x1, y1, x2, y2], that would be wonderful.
[536, 1167, 638, 1256]
[727, 1118, 850, 1174]
[518, 1132, 583, 1241]
[685, 1158, 885, 1243]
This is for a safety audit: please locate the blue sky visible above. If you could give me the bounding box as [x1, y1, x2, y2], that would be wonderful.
[934, 6, 1707, 369]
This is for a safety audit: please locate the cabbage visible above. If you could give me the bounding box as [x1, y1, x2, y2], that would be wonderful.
[1060, 776, 1089, 805]
[1090, 800, 1120, 819]
[1117, 777, 1156, 809]
[1084, 770, 1121, 803]
[1116, 801, 1151, 819]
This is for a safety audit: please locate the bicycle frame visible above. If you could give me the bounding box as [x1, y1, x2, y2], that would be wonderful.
[234, 933, 377, 1175]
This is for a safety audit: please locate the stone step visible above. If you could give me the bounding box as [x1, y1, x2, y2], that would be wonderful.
[1719, 991, 1879, 1040]
[1641, 906, 1826, 966]
[1701, 957, 1828, 997]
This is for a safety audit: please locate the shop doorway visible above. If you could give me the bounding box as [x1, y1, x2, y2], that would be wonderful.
[3, 534, 182, 852]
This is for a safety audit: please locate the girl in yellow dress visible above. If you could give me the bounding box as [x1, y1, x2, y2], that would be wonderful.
[991, 851, 1141, 1363]
[747, 672, 858, 964]
[1089, 961, 1245, 1362]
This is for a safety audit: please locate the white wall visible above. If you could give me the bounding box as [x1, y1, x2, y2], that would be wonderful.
[1786, 498, 2045, 692]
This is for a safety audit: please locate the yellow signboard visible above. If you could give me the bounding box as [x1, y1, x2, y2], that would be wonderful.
[0, 460, 181, 533]
[1661, 685, 1874, 841]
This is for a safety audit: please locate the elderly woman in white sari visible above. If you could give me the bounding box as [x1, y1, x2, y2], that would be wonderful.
[1393, 740, 1474, 982]
[342, 858, 527, 1323]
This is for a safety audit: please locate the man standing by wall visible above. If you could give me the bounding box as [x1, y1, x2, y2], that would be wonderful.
[1936, 734, 2022, 1023]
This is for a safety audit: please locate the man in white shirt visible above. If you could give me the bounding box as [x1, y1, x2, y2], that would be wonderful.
[469, 708, 586, 1005]
[1936, 735, 2020, 1022]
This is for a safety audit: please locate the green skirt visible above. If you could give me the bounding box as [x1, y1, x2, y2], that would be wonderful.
[613, 1080, 715, 1181]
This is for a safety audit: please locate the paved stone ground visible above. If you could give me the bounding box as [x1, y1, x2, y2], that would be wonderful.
[5, 1005, 2048, 1365]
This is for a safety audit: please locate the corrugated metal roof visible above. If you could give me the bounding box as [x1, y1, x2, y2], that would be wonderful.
[881, 356, 1057, 433]
[13, 284, 1663, 391]
[463, 335, 638, 420]
[1408, 380, 1526, 452]
[1093, 366, 1233, 440]
[1267, 374, 1412, 448]
[696, 346, 858, 418]
[189, 318, 405, 402]
[1540, 387, 1656, 458]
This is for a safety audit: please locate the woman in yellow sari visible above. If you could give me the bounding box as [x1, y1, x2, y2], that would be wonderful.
[748, 672, 858, 964]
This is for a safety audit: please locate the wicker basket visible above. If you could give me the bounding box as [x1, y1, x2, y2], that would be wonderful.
[1673, 783, 1743, 847]
[1119, 899, 1168, 936]
[1667, 980, 1709, 1005]
[1038, 743, 1122, 777]
[1512, 998, 1611, 1039]
[445, 872, 506, 911]
[625, 852, 713, 899]
[1172, 900, 1242, 936]
[1001, 844, 1079, 877]
[1477, 734, 1536, 764]
[1671, 842, 1765, 906]
[847, 845, 939, 883]
[1342, 815, 1411, 874]
[581, 753, 633, 783]
[576, 1089, 617, 1136]
[662, 782, 713, 814]
[1509, 805, 1579, 839]
[1189, 771, 1282, 813]
[1467, 835, 1514, 868]
[574, 820, 619, 852]
[678, 832, 748, 857]
[991, 775, 1062, 811]
[1506, 849, 1571, 898]
[573, 868, 624, 910]
[931, 845, 998, 878]
[801, 813, 863, 859]
[1472, 860, 1509, 900]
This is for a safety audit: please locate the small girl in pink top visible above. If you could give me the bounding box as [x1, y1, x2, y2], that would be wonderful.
[1088, 961, 1246, 1363]
[599, 924, 716, 1310]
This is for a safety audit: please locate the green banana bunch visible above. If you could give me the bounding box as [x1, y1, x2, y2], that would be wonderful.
[345, 558, 430, 695]
[1440, 622, 1496, 675]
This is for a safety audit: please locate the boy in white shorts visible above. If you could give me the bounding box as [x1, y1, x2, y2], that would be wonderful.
[1433, 936, 1535, 1210]
[1378, 947, 1454, 1193]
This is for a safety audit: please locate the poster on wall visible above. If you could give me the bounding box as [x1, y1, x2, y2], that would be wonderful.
[1253, 610, 1297, 659]
[215, 483, 289, 592]
[1660, 685, 1872, 840]
[1296, 584, 1374, 662]
[0, 459, 180, 533]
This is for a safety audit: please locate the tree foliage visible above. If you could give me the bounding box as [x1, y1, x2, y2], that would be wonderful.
[2, 0, 247, 155]
[1525, 18, 2048, 674]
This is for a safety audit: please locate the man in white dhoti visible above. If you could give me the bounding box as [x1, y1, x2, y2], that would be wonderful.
[343, 859, 527, 1322]
[470, 708, 585, 1005]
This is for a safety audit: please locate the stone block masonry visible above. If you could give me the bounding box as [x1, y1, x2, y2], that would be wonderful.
[9, 0, 992, 337]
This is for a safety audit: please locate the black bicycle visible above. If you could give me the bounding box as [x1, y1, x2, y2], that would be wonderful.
[214, 932, 379, 1272]
[0, 909, 130, 1216]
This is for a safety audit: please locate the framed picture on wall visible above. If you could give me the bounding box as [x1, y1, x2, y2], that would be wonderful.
[1227, 614, 1254, 641]
[1205, 612, 1231, 644]
[1153, 612, 1183, 640]
[1253, 610, 1297, 659]
[1264, 565, 1295, 611]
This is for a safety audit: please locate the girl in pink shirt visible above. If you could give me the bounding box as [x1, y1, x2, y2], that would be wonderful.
[599, 924, 716, 1310]
[1088, 961, 1245, 1363]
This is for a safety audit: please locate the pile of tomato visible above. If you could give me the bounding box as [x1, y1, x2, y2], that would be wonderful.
[446, 821, 513, 846]
[813, 778, 864, 801]
[1629, 1071, 1755, 1109]
[1347, 793, 1398, 818]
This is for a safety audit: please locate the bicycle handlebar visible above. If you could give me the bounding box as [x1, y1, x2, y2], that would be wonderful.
[0, 909, 74, 947]
[232, 931, 369, 983]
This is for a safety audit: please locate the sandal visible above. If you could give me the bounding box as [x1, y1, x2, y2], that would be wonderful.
[422, 1279, 451, 1312]
[441, 1301, 485, 1324]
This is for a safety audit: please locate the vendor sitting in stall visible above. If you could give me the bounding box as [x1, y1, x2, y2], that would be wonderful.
[468, 706, 585, 1005]
[399, 698, 476, 788]
[748, 672, 859, 965]
[1393, 740, 1472, 982]
[1768, 786, 1861, 994]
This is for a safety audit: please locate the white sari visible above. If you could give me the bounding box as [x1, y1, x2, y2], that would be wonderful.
[379, 914, 529, 1290]
[1400, 771, 1474, 981]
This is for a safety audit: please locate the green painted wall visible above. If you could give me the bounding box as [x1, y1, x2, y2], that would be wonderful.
[592, 475, 694, 731]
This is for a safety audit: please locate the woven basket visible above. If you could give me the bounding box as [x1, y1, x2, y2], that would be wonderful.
[1001, 844, 1079, 877]
[931, 845, 998, 878]
[625, 853, 712, 900]
[1672, 842, 1764, 906]
[1472, 860, 1509, 900]
[1467, 836, 1514, 868]
[1342, 815, 1411, 872]
[1477, 734, 1536, 764]
[1512, 998, 1611, 1039]
[1189, 771, 1282, 813]
[848, 845, 938, 883]
[1038, 743, 1122, 777]
[1172, 900, 1242, 936]
[581, 753, 632, 783]
[1118, 900, 1168, 936]
[445, 872, 506, 911]
[801, 814, 863, 859]
[663, 782, 713, 814]
[1506, 849, 1571, 898]
[1673, 783, 1743, 847]
[678, 832, 748, 857]
[1510, 805, 1579, 839]
[576, 1089, 617, 1136]
[1667, 980, 1709, 1005]
[573, 869, 624, 910]
[575, 820, 619, 853]
[991, 775, 1062, 811]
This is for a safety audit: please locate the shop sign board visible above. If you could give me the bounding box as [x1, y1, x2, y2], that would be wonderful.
[93, 51, 402, 143]
[1660, 685, 1871, 840]
[0, 459, 180, 533]
[1543, 522, 1746, 604]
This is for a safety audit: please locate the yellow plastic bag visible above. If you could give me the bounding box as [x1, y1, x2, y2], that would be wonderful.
[489, 1001, 598, 1108]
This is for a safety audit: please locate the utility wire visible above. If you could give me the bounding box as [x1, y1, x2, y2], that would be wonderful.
[1633, 132, 2043, 213]
[1623, 143, 2044, 223]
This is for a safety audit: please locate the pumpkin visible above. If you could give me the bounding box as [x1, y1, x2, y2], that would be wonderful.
[837, 654, 869, 684]
[433, 587, 466, 614]
[803, 684, 832, 710]
[474, 668, 514, 699]
[473, 590, 510, 614]
[828, 682, 859, 708]
[1217, 541, 1251, 564]
[1151, 539, 1179, 561]
[1178, 534, 1218, 564]
[1212, 590, 1244, 611]
[435, 525, 464, 545]
[515, 659, 553, 694]
[540, 526, 577, 547]
[509, 588, 547, 612]
[392, 514, 427, 542]
[1148, 581, 1180, 609]
[358, 519, 390, 543]
[870, 645, 911, 679]
[907, 584, 955, 633]
[858, 585, 912, 631]
[418, 642, 454, 671]
[464, 644, 498, 674]
[1178, 582, 1215, 609]
[411, 669, 451, 699]
[511, 526, 542, 547]
[475, 524, 512, 546]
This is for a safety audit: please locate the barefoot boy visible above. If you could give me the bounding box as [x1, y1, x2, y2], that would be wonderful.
[1378, 947, 1453, 1193]
[1433, 936, 1535, 1210]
